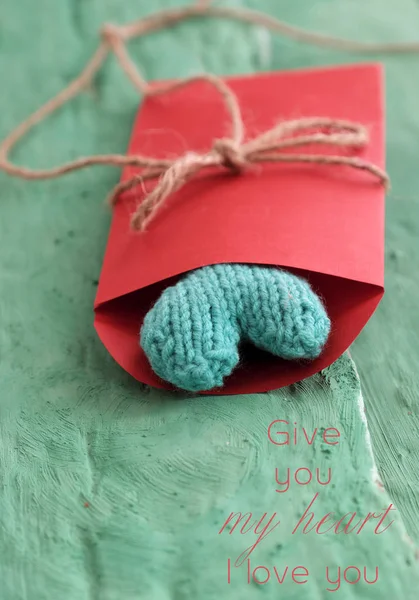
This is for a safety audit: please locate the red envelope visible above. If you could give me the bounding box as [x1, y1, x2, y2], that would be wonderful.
[94, 63, 385, 395]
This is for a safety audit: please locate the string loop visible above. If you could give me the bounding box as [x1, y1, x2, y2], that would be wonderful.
[1, 0, 410, 229]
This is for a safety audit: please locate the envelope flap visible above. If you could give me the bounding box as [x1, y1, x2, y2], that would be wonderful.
[95, 63, 384, 309]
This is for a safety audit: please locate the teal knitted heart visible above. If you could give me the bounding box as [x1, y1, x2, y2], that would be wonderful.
[140, 264, 331, 392]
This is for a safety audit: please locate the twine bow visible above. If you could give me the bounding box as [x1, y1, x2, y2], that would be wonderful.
[108, 110, 388, 231]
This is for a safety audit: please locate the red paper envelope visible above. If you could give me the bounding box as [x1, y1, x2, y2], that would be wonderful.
[94, 63, 385, 395]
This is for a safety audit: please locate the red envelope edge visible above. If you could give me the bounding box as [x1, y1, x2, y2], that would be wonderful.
[94, 63, 385, 395]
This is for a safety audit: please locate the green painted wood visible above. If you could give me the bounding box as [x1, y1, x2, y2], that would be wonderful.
[1, 351, 418, 598]
[1, 0, 419, 597]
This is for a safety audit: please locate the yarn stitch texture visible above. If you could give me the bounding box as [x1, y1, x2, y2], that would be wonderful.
[140, 264, 331, 391]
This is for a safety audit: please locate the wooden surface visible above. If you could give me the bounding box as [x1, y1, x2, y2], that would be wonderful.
[1, 0, 419, 597]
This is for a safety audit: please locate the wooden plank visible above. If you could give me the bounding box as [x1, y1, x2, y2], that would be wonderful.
[1, 355, 418, 597]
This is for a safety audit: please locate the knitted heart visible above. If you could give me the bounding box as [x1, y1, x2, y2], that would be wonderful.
[140, 264, 331, 392]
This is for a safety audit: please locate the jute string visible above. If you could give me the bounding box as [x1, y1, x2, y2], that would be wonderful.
[2, 0, 418, 230]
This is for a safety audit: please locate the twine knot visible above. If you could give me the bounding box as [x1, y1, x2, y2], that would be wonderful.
[212, 138, 247, 172]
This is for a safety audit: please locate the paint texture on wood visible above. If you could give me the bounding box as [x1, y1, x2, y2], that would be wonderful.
[1, 354, 418, 598]
[1, 0, 419, 597]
